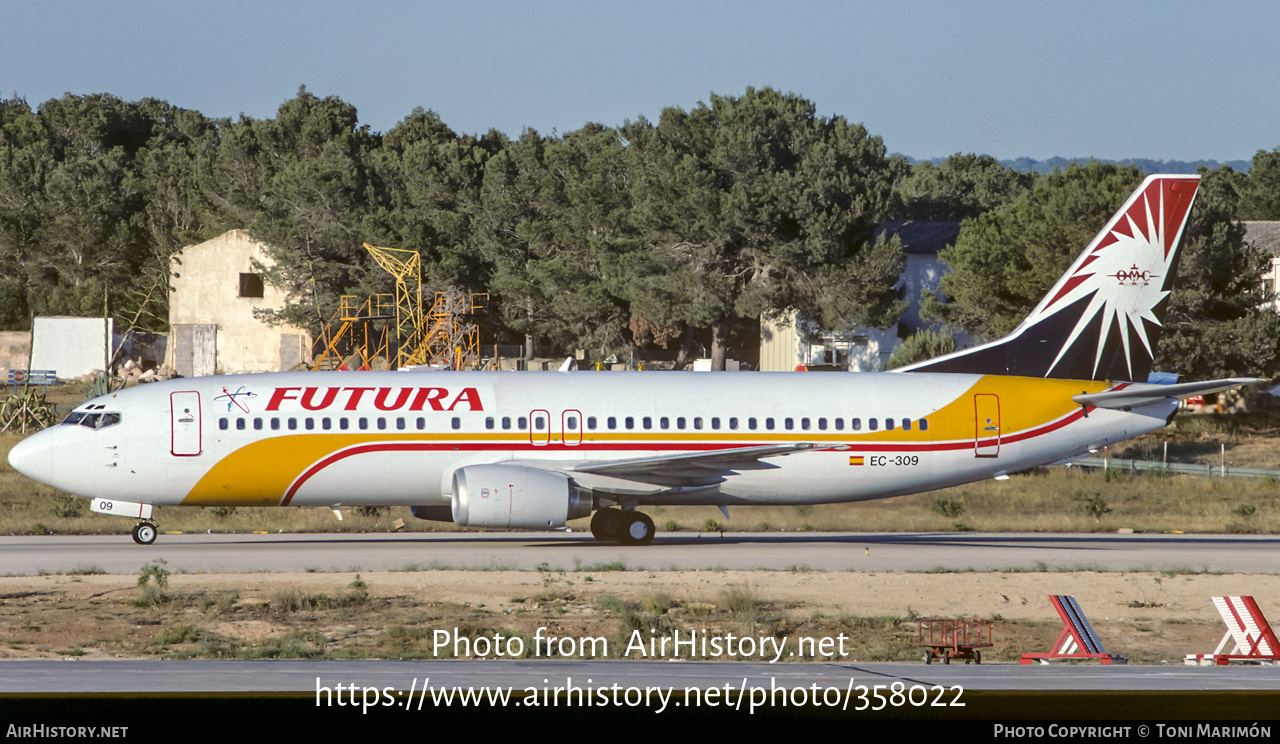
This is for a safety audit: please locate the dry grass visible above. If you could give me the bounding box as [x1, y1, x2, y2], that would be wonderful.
[0, 570, 1240, 663]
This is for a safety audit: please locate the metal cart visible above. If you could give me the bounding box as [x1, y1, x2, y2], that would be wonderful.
[917, 618, 994, 664]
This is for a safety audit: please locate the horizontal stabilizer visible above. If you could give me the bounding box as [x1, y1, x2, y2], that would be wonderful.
[1072, 378, 1264, 410]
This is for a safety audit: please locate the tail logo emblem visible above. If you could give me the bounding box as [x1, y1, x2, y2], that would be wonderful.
[1108, 264, 1159, 287]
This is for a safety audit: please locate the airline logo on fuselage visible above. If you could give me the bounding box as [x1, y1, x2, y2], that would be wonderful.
[264, 386, 484, 412]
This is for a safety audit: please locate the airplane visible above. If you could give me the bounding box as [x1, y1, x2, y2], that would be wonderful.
[6, 174, 1262, 546]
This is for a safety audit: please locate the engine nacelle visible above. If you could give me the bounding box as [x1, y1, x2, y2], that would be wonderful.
[451, 464, 591, 528]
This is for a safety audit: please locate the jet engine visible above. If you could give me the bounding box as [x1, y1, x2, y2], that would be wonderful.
[450, 464, 591, 529]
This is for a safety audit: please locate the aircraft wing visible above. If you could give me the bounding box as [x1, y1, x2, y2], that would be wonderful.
[1073, 378, 1265, 410]
[510, 442, 841, 490]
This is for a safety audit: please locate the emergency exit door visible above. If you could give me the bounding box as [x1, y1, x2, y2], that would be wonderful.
[170, 391, 202, 456]
[974, 394, 1000, 458]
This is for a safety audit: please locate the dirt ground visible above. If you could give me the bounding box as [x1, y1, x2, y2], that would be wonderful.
[2, 570, 1275, 664]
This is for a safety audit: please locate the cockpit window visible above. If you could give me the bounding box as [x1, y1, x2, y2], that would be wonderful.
[62, 411, 122, 429]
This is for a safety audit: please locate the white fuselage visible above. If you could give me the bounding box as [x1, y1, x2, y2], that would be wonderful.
[9, 369, 1174, 512]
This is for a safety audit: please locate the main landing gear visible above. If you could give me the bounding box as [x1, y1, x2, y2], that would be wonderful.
[590, 508, 655, 546]
[131, 521, 158, 545]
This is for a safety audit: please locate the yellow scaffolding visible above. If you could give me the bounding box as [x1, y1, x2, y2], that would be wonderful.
[421, 288, 488, 369]
[310, 294, 393, 370]
[363, 243, 427, 369]
[311, 244, 489, 371]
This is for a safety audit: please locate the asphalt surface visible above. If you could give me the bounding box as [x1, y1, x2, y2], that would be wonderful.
[1, 530, 1277, 574]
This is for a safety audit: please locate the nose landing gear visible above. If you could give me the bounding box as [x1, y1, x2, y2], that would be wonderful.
[131, 522, 158, 545]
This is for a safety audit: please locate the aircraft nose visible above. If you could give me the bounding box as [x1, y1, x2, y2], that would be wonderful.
[7, 431, 55, 485]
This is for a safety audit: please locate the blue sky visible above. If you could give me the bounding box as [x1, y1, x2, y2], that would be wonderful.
[3, 1, 1277, 162]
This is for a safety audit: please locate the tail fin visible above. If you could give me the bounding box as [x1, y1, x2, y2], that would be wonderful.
[900, 174, 1200, 382]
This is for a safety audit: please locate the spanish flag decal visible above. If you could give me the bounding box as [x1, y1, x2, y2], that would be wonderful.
[849, 456, 865, 466]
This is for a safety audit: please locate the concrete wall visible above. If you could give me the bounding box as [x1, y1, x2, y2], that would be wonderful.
[0, 331, 31, 379]
[166, 230, 313, 375]
[30, 317, 113, 379]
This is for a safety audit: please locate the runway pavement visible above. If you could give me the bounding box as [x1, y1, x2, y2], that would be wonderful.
[1, 530, 1277, 574]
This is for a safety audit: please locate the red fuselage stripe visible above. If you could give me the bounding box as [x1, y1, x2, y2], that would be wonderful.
[278, 407, 1092, 505]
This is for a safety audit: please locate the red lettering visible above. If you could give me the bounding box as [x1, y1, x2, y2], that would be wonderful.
[410, 388, 450, 411]
[266, 387, 301, 411]
[374, 387, 412, 411]
[300, 387, 339, 410]
[447, 387, 483, 412]
[343, 387, 375, 411]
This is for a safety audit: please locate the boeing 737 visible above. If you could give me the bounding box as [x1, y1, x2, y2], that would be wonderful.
[6, 174, 1260, 545]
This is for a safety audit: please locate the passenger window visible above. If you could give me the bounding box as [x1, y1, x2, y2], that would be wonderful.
[643, 417, 652, 429]
[625, 416, 634, 430]
[902, 418, 911, 431]
[748, 417, 757, 430]
[587, 417, 596, 430]
[451, 417, 461, 430]
[868, 418, 878, 431]
[919, 418, 929, 431]
[518, 416, 528, 429]
[607, 416, 617, 430]
[885, 418, 894, 431]
[502, 417, 512, 430]
[236, 418, 246, 431]
[270, 418, 280, 431]
[818, 418, 827, 430]
[417, 417, 427, 430]
[219, 418, 228, 431]
[567, 416, 578, 430]
[321, 418, 331, 431]
[534, 415, 545, 430]
[711, 417, 720, 430]
[659, 417, 669, 430]
[397, 417, 406, 430]
[677, 417, 686, 429]
[834, 418, 844, 431]
[693, 417, 702, 430]
[377, 417, 386, 430]
[784, 418, 794, 430]
[358, 417, 368, 430]
[288, 417, 297, 430]
[485, 417, 495, 430]
[729, 417, 738, 430]
[850, 418, 861, 431]
[305, 418, 315, 431]
[765, 418, 775, 430]
[801, 418, 811, 430]
[338, 418, 349, 431]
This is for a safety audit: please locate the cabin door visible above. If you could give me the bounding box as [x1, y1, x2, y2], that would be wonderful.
[170, 391, 202, 456]
[974, 394, 1001, 458]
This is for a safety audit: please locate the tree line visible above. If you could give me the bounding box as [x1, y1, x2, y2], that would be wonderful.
[0, 86, 1276, 377]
